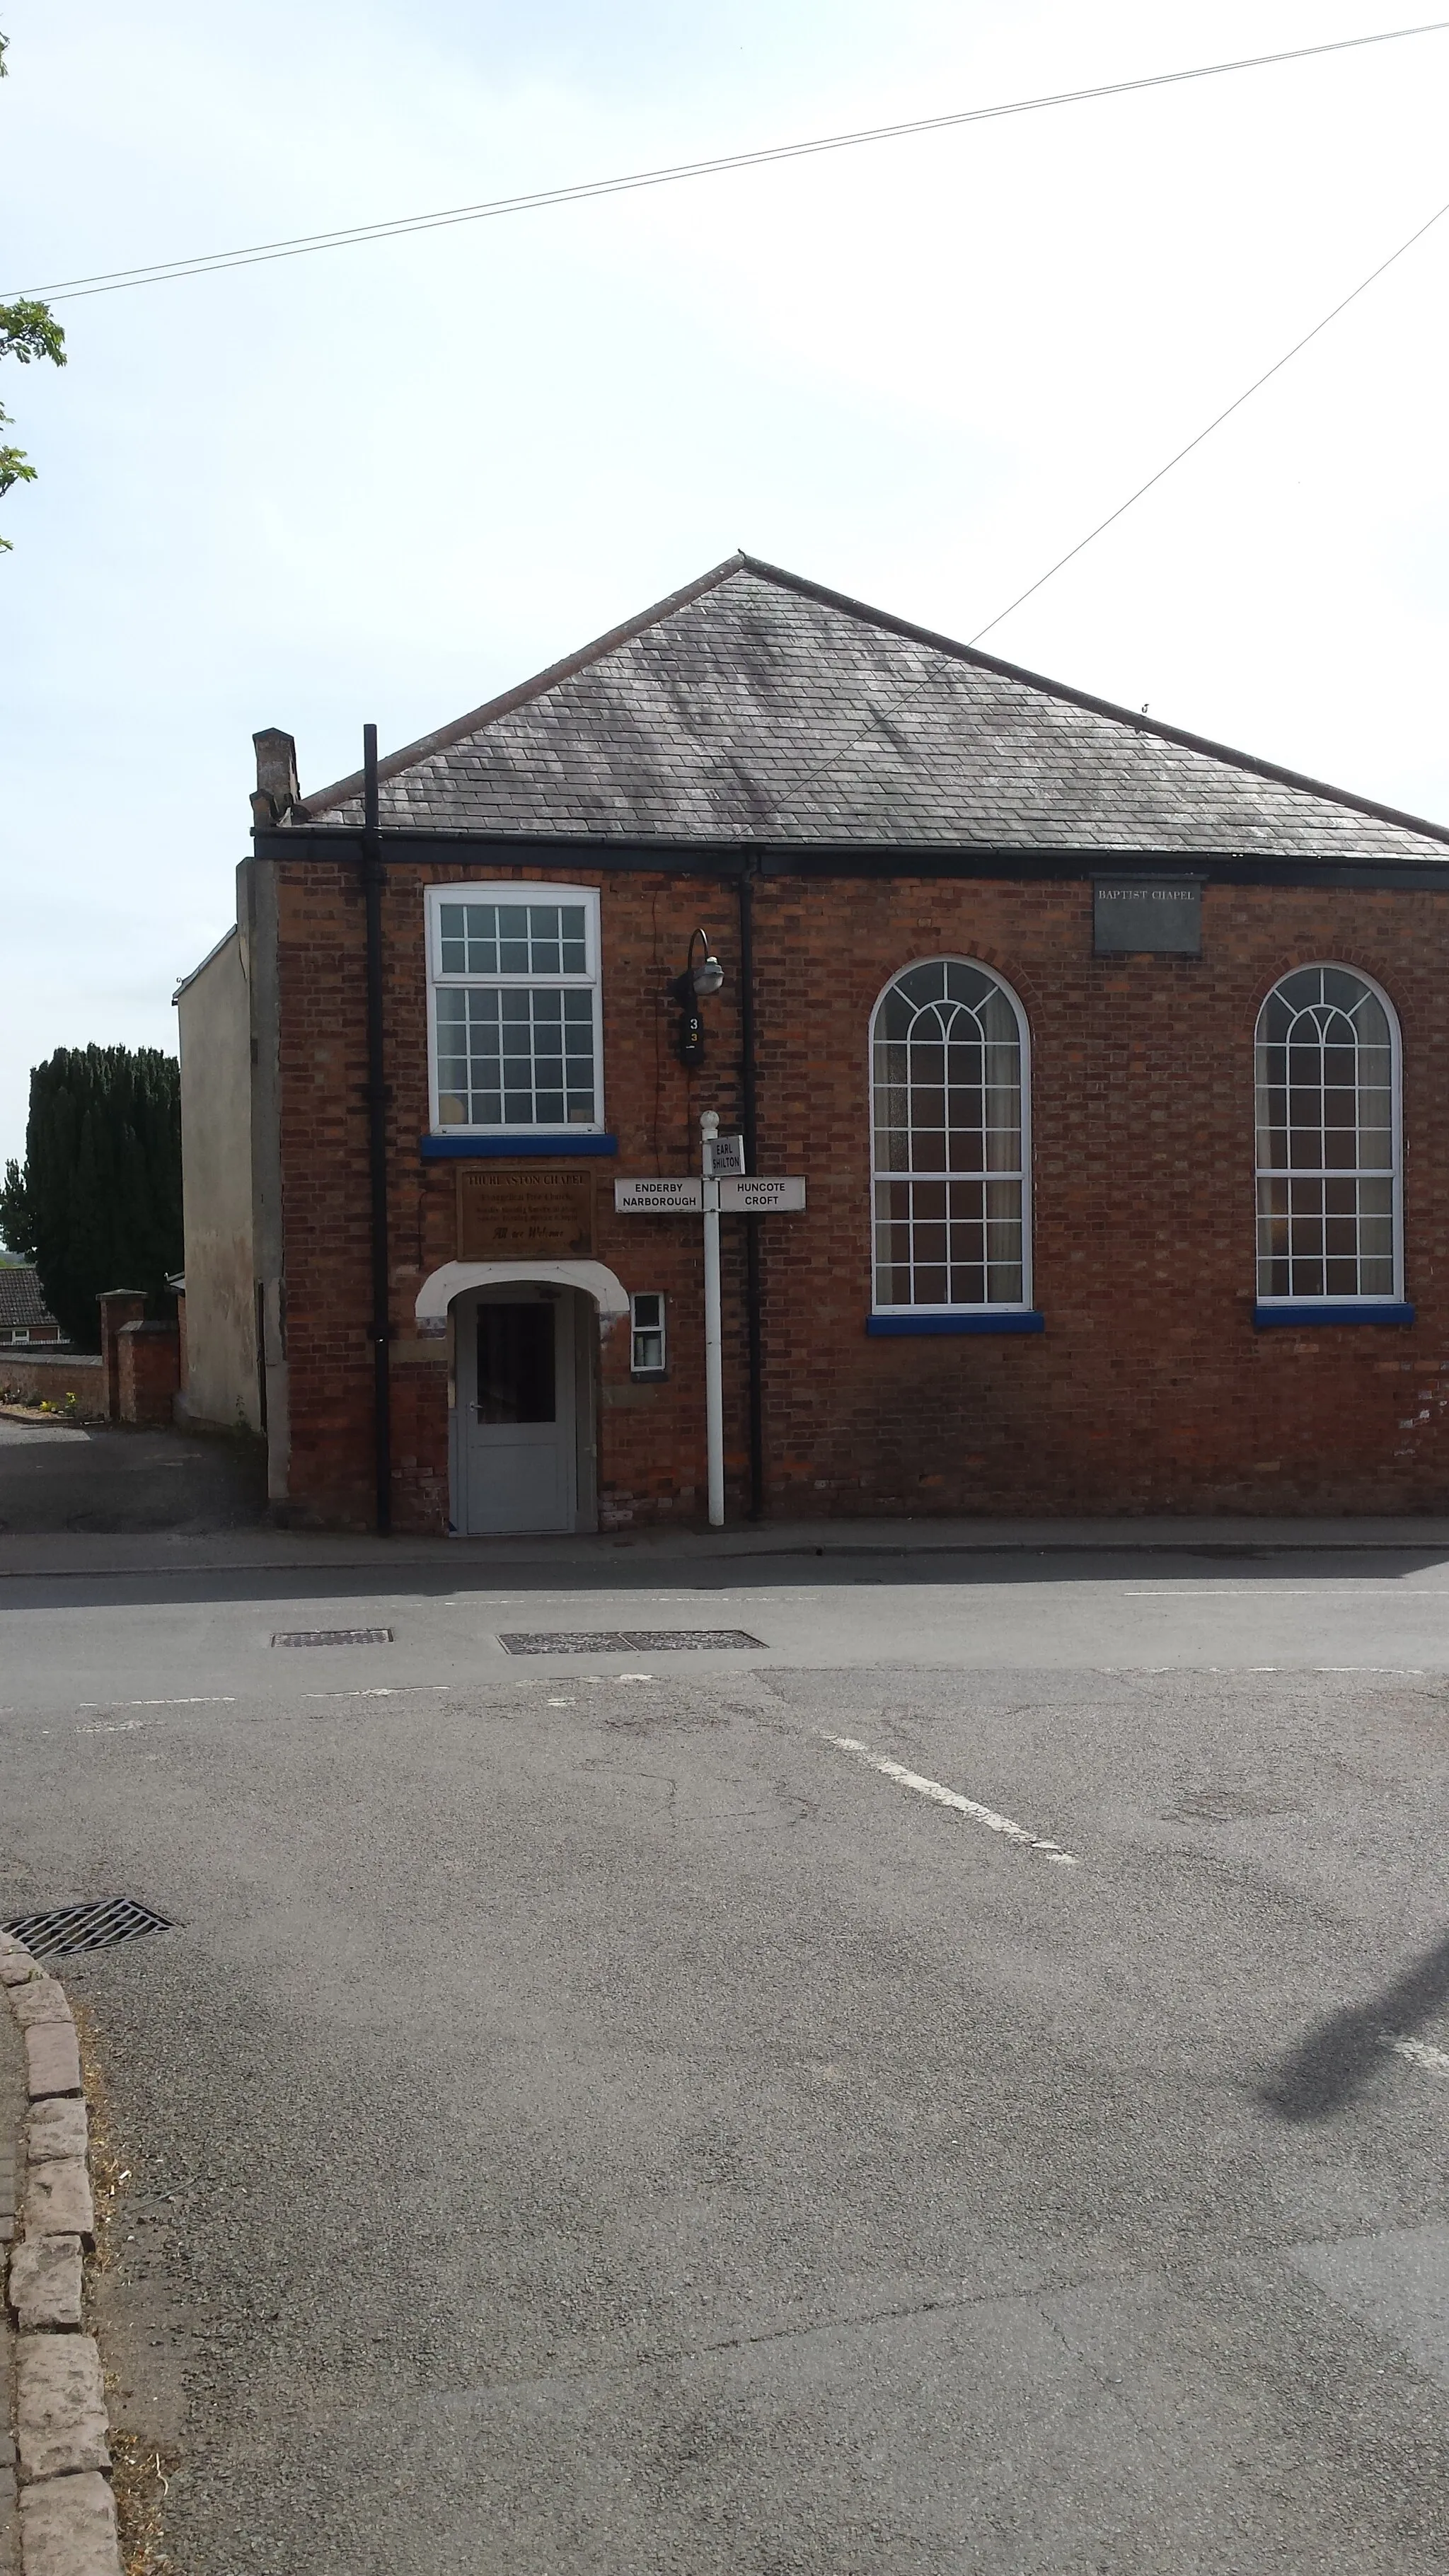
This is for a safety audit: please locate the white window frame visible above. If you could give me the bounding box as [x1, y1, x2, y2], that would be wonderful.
[425, 884, 605, 1137]
[868, 956, 1033, 1317]
[1254, 960, 1404, 1307]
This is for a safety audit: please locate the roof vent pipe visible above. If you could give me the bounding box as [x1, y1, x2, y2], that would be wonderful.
[251, 729, 301, 826]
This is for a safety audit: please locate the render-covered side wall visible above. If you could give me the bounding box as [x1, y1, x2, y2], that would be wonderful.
[176, 925, 260, 1431]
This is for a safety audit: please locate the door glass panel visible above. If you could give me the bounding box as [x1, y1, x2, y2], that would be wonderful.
[476, 1305, 555, 1423]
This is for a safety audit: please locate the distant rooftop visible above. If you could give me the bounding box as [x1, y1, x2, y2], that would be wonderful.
[292, 553, 1449, 862]
[0, 1264, 64, 1338]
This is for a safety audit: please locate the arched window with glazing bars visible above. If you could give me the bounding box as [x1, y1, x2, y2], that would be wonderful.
[1254, 964, 1402, 1305]
[870, 959, 1030, 1314]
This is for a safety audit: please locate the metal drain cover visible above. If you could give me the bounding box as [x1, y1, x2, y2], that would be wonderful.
[498, 1629, 766, 1654]
[272, 1627, 393, 1648]
[3, 1898, 174, 1958]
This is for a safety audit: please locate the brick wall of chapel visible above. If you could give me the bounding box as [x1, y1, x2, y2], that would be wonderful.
[271, 856, 1449, 1530]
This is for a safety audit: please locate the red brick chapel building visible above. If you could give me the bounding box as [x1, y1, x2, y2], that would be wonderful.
[174, 555, 1449, 1533]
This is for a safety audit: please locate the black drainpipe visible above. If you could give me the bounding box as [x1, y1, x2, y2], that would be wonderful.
[362, 724, 392, 1535]
[737, 863, 765, 1522]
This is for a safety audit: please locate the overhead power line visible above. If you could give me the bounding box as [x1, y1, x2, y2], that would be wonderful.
[9, 17, 1449, 303]
[767, 189, 1449, 815]
[966, 190, 1449, 645]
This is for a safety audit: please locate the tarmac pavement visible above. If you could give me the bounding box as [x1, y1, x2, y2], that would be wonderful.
[5, 1432, 1449, 2568]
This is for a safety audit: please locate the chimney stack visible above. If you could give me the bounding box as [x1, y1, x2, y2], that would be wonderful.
[251, 729, 301, 828]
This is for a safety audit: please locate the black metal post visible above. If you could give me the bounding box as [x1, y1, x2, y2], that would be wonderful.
[738, 866, 765, 1522]
[362, 724, 392, 1535]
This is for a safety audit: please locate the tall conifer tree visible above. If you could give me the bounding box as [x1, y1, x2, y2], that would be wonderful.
[0, 1047, 183, 1346]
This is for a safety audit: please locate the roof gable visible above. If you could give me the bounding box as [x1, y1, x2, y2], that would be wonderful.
[298, 555, 1449, 862]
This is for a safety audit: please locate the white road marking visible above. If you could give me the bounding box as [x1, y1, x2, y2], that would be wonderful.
[76, 1695, 236, 1709]
[822, 1735, 1077, 1866]
[1390, 2035, 1449, 2075]
[302, 1685, 456, 1701]
[618, 1673, 653, 1683]
[77, 1718, 149, 1734]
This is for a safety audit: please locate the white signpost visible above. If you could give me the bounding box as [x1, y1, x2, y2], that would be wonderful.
[614, 1112, 807, 1527]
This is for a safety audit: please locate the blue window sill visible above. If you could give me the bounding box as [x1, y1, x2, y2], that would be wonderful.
[1254, 1300, 1414, 1329]
[868, 1310, 1045, 1337]
[420, 1133, 618, 1160]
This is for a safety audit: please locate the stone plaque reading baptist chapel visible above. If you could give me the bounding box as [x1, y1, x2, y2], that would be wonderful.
[1093, 879, 1201, 956]
[456, 1167, 595, 1259]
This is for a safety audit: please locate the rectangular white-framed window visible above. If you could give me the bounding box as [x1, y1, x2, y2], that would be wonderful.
[630, 1291, 666, 1379]
[425, 885, 604, 1135]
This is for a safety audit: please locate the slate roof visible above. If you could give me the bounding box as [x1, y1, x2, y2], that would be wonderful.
[0, 1265, 61, 1336]
[297, 555, 1449, 862]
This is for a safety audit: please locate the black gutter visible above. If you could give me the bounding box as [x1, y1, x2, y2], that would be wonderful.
[737, 867, 764, 1523]
[252, 827, 1449, 888]
[361, 725, 392, 1536]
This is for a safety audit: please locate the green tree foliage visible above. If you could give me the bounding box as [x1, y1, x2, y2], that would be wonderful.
[1, 30, 67, 551]
[0, 1048, 183, 1347]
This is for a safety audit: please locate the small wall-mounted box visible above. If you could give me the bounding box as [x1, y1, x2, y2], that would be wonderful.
[630, 1291, 666, 1379]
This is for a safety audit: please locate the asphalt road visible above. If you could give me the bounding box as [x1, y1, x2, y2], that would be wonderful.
[5, 1520, 1449, 2568]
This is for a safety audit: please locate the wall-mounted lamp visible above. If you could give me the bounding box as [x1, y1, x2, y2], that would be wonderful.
[668, 928, 724, 1067]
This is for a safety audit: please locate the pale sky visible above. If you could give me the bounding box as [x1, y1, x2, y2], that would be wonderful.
[4, 0, 1448, 1171]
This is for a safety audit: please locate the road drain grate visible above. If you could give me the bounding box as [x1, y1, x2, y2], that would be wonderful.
[272, 1628, 393, 1647]
[498, 1629, 766, 1654]
[4, 1898, 174, 1958]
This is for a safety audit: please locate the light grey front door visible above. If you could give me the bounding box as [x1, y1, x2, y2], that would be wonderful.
[458, 1292, 576, 1535]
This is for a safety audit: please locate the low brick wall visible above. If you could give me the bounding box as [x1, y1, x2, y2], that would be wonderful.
[0, 1350, 102, 1409]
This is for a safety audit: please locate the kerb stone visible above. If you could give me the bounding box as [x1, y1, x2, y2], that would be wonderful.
[8, 1980, 73, 2033]
[16, 2338, 109, 2483]
[25, 2102, 88, 2166]
[25, 2162, 94, 2246]
[24, 2026, 81, 2102]
[17, 2472, 121, 2576]
[6, 2236, 83, 2331]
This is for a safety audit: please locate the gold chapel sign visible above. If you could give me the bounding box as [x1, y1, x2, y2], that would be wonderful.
[456, 1166, 595, 1260]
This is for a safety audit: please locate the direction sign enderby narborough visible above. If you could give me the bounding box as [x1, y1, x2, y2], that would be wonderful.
[614, 1177, 704, 1213]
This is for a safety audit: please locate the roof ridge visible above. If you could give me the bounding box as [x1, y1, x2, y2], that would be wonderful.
[299, 553, 749, 819]
[728, 555, 1449, 850]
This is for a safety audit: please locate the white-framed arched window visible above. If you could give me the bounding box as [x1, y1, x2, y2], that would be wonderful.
[1254, 964, 1402, 1305]
[870, 959, 1031, 1314]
